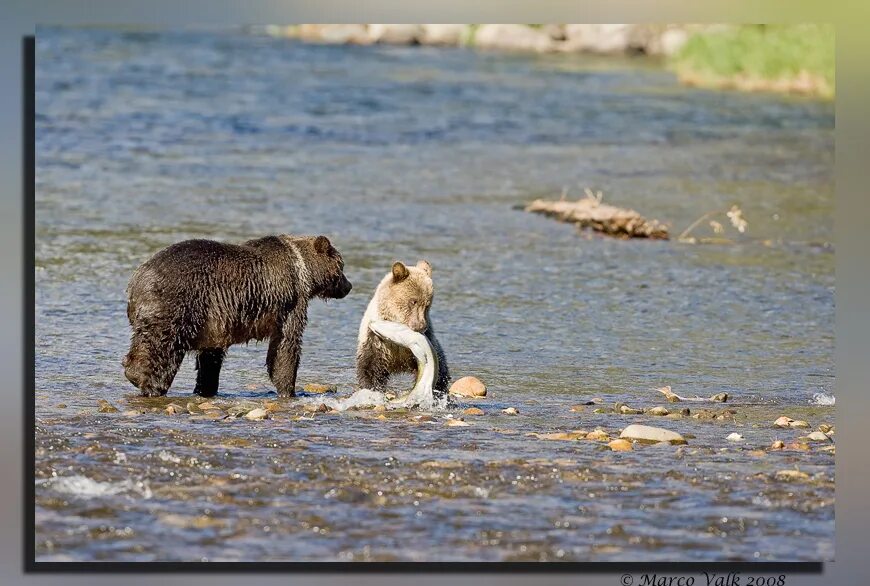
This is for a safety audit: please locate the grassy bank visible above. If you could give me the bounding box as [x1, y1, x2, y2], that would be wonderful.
[672, 24, 834, 99]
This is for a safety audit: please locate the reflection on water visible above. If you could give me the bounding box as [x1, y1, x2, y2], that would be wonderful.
[35, 27, 834, 562]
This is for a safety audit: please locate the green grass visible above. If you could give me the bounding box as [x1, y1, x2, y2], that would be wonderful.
[672, 24, 835, 98]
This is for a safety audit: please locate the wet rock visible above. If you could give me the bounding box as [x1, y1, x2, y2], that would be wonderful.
[501, 407, 519, 415]
[618, 404, 643, 415]
[412, 414, 435, 422]
[710, 392, 729, 403]
[680, 408, 691, 416]
[244, 408, 270, 421]
[420, 24, 467, 46]
[593, 408, 608, 414]
[818, 424, 834, 435]
[585, 398, 604, 405]
[775, 469, 810, 482]
[647, 406, 669, 416]
[790, 420, 811, 429]
[227, 401, 261, 417]
[619, 424, 687, 445]
[569, 404, 586, 412]
[530, 431, 586, 441]
[186, 402, 203, 415]
[372, 405, 387, 413]
[122, 409, 142, 417]
[165, 404, 185, 415]
[726, 433, 744, 442]
[449, 376, 487, 398]
[462, 407, 485, 416]
[474, 24, 554, 52]
[608, 439, 633, 452]
[97, 400, 119, 413]
[785, 441, 811, 451]
[585, 429, 610, 441]
[803, 431, 832, 442]
[56, 403, 67, 409]
[368, 24, 422, 45]
[199, 401, 220, 411]
[202, 410, 226, 420]
[445, 418, 471, 427]
[303, 383, 336, 394]
[770, 440, 786, 450]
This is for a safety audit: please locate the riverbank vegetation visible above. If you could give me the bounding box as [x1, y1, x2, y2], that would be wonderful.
[671, 24, 835, 99]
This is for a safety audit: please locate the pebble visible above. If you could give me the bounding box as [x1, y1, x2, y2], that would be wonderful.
[165, 404, 185, 415]
[202, 410, 226, 420]
[445, 418, 471, 427]
[449, 376, 487, 398]
[618, 404, 643, 415]
[770, 440, 786, 450]
[608, 439, 633, 452]
[303, 403, 330, 414]
[647, 406, 669, 416]
[56, 403, 67, 409]
[818, 424, 834, 435]
[619, 424, 687, 445]
[726, 433, 744, 442]
[198, 401, 219, 411]
[501, 407, 519, 415]
[244, 408, 270, 421]
[462, 407, 485, 416]
[790, 420, 811, 429]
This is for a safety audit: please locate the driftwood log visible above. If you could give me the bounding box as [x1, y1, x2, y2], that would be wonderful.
[524, 195, 669, 239]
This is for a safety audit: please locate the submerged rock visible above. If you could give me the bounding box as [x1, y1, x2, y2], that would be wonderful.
[770, 440, 786, 450]
[303, 383, 336, 394]
[726, 433, 744, 442]
[803, 431, 832, 443]
[620, 424, 687, 445]
[97, 400, 119, 413]
[449, 376, 487, 398]
[445, 418, 471, 427]
[501, 407, 519, 415]
[647, 406, 669, 416]
[530, 431, 586, 441]
[165, 404, 185, 415]
[618, 404, 643, 415]
[775, 469, 810, 482]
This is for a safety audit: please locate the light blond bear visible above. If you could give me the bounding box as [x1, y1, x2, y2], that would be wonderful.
[356, 260, 450, 393]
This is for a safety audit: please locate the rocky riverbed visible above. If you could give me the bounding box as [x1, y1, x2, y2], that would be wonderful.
[35, 385, 834, 562]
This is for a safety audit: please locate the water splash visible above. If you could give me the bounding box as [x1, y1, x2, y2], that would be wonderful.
[38, 475, 153, 499]
[810, 392, 835, 406]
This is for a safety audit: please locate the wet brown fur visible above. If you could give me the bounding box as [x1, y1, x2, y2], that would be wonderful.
[123, 235, 351, 397]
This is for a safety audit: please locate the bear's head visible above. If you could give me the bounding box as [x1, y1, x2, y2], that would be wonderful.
[378, 260, 434, 333]
[306, 235, 353, 300]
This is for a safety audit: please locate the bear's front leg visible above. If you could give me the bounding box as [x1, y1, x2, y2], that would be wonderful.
[194, 348, 226, 397]
[266, 303, 308, 397]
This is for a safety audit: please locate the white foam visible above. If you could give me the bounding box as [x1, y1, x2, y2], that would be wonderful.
[810, 392, 836, 406]
[39, 475, 153, 499]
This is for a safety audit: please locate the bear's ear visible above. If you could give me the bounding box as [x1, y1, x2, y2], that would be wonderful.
[314, 235, 331, 254]
[416, 260, 432, 277]
[392, 262, 409, 282]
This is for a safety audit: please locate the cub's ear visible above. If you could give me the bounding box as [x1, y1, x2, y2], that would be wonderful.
[314, 235, 331, 254]
[416, 260, 432, 277]
[392, 261, 410, 282]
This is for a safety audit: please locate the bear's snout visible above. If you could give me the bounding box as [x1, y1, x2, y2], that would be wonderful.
[333, 275, 353, 299]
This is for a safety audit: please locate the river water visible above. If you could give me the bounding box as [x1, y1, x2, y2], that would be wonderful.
[35, 27, 835, 562]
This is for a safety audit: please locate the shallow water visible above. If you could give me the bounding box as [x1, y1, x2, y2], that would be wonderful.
[35, 27, 834, 562]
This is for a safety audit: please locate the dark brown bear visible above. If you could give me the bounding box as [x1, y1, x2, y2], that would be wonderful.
[122, 234, 352, 397]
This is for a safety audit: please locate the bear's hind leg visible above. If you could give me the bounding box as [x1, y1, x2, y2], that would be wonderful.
[194, 348, 225, 397]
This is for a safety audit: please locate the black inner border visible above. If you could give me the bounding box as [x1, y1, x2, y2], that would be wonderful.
[22, 32, 825, 574]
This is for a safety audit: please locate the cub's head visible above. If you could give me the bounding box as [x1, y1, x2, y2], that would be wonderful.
[303, 235, 352, 300]
[377, 260, 434, 333]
